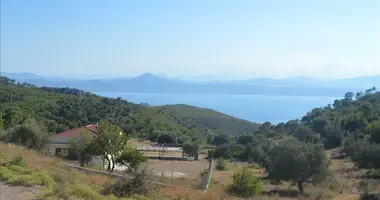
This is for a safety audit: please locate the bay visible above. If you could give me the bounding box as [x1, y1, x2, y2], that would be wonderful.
[95, 92, 338, 124]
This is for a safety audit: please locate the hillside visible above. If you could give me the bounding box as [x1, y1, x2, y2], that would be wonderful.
[155, 104, 260, 135]
[0, 76, 259, 142]
[0, 76, 187, 137]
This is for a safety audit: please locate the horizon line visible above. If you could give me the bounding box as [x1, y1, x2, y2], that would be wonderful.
[1, 71, 380, 81]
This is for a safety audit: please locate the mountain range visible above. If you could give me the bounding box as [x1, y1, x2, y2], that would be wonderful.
[2, 72, 379, 97]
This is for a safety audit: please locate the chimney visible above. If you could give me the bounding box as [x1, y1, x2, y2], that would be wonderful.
[96, 121, 99, 127]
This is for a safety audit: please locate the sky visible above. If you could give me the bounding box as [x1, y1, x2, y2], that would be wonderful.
[0, 0, 379, 80]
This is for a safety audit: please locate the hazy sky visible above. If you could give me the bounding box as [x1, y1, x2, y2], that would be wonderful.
[1, 0, 379, 79]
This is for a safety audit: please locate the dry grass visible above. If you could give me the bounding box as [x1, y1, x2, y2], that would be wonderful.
[0, 142, 110, 187]
[1, 142, 378, 200]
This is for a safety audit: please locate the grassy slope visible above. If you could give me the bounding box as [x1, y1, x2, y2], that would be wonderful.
[155, 104, 260, 135]
[0, 142, 221, 200]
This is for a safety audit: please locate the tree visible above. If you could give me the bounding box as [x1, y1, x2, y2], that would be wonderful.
[116, 148, 147, 173]
[236, 134, 254, 145]
[92, 121, 130, 172]
[212, 134, 231, 146]
[259, 121, 272, 133]
[344, 140, 380, 168]
[366, 120, 380, 143]
[213, 144, 231, 159]
[264, 137, 331, 193]
[292, 125, 320, 143]
[344, 92, 355, 101]
[356, 91, 364, 100]
[6, 119, 50, 150]
[182, 141, 200, 160]
[156, 132, 176, 144]
[70, 133, 94, 167]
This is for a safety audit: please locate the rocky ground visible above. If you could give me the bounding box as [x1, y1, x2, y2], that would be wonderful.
[0, 181, 41, 200]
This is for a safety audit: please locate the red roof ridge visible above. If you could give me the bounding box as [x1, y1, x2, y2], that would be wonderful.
[52, 124, 98, 140]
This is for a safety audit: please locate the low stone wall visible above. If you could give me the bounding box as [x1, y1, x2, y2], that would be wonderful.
[200, 158, 213, 192]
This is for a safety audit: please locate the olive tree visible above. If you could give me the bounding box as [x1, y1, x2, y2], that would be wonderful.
[182, 141, 200, 160]
[92, 121, 130, 172]
[264, 137, 331, 193]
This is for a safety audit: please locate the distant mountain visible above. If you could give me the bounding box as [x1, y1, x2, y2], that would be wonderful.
[1, 72, 44, 80]
[155, 104, 261, 135]
[2, 72, 379, 97]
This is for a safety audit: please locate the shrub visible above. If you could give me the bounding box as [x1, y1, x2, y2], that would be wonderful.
[103, 166, 156, 197]
[343, 140, 380, 168]
[199, 168, 208, 178]
[365, 169, 380, 179]
[215, 158, 227, 171]
[7, 165, 32, 174]
[227, 167, 261, 197]
[9, 155, 26, 167]
[0, 152, 8, 166]
[65, 183, 104, 200]
[360, 193, 380, 200]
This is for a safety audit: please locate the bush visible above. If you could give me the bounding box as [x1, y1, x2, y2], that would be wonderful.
[0, 152, 8, 166]
[103, 166, 156, 197]
[227, 167, 261, 197]
[365, 169, 380, 179]
[215, 158, 227, 171]
[6, 119, 50, 150]
[9, 155, 26, 167]
[343, 140, 380, 168]
[360, 193, 380, 200]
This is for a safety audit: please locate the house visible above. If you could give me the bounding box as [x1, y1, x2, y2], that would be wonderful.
[46, 124, 103, 166]
[46, 124, 98, 157]
[46, 123, 127, 170]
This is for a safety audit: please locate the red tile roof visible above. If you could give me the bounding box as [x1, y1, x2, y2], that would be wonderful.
[52, 124, 98, 140]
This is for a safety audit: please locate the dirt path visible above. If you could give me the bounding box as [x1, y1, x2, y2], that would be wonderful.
[0, 181, 41, 200]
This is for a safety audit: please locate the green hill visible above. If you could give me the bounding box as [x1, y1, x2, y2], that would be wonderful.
[0, 76, 185, 137]
[0, 76, 259, 143]
[155, 104, 260, 135]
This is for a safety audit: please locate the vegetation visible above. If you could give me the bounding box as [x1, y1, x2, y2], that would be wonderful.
[1, 76, 380, 198]
[215, 158, 227, 171]
[70, 133, 94, 167]
[264, 137, 331, 193]
[182, 141, 201, 160]
[0, 76, 192, 143]
[91, 121, 130, 172]
[4, 119, 50, 150]
[103, 166, 155, 198]
[0, 143, 159, 200]
[226, 167, 261, 197]
[116, 148, 147, 173]
[156, 104, 260, 135]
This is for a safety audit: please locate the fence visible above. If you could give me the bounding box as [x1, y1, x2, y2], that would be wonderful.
[200, 158, 213, 192]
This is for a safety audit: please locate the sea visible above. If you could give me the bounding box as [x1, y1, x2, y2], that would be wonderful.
[95, 92, 339, 124]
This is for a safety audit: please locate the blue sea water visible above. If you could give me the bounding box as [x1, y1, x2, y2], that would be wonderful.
[95, 92, 339, 124]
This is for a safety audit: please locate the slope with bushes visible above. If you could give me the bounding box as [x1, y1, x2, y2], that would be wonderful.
[0, 76, 193, 139]
[156, 104, 260, 135]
